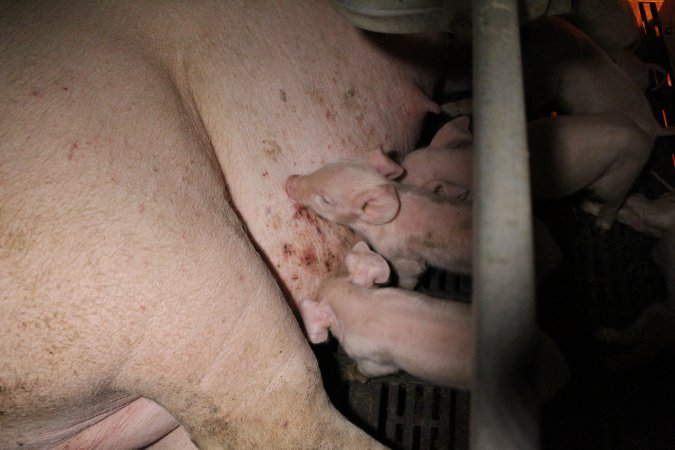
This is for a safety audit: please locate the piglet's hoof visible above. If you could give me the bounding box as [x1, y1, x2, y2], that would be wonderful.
[580, 201, 615, 235]
[344, 363, 371, 384]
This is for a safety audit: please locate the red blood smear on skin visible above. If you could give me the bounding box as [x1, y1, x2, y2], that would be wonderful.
[293, 204, 324, 237]
[299, 248, 317, 267]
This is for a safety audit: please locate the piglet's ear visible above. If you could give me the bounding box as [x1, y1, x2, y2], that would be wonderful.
[423, 179, 470, 200]
[345, 241, 390, 288]
[297, 299, 335, 344]
[430, 116, 472, 149]
[367, 149, 404, 179]
[353, 184, 400, 225]
[349, 240, 372, 255]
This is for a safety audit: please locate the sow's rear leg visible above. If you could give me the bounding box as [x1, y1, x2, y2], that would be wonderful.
[110, 207, 381, 449]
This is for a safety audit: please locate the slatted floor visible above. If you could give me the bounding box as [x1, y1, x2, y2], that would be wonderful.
[315, 269, 472, 450]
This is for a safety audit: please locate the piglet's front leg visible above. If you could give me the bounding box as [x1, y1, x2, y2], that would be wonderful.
[297, 299, 336, 344]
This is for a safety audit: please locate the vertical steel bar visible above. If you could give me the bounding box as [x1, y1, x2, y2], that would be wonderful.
[471, 1, 538, 449]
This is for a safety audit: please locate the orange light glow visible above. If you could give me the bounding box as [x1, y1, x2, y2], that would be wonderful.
[662, 110, 669, 127]
[672, 153, 675, 171]
[632, 0, 664, 19]
[656, 25, 662, 36]
[643, 6, 653, 23]
[668, 73, 672, 87]
[550, 111, 558, 117]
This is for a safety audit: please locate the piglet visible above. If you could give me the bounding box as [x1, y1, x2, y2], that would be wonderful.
[583, 193, 675, 368]
[400, 116, 473, 200]
[286, 150, 472, 288]
[298, 241, 473, 388]
[568, 0, 640, 51]
[522, 16, 675, 230]
[299, 242, 569, 397]
[605, 48, 668, 93]
[528, 114, 652, 231]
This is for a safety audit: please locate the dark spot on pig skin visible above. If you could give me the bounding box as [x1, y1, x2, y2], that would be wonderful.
[325, 108, 335, 122]
[282, 420, 289, 429]
[282, 243, 296, 257]
[291, 274, 299, 281]
[31, 89, 43, 98]
[279, 89, 287, 102]
[62, 86, 69, 91]
[305, 86, 325, 106]
[262, 170, 268, 177]
[67, 141, 79, 161]
[262, 140, 282, 162]
[342, 87, 365, 124]
[300, 248, 317, 267]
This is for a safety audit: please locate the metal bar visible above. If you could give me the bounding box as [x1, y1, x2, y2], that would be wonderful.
[471, 1, 538, 449]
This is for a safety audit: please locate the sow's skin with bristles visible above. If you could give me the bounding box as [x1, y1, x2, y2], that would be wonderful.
[298, 241, 474, 388]
[285, 150, 472, 288]
[0, 0, 451, 447]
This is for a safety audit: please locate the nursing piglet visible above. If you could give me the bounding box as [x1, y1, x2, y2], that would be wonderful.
[400, 116, 473, 200]
[298, 241, 473, 388]
[300, 242, 569, 397]
[285, 150, 472, 288]
[584, 193, 675, 368]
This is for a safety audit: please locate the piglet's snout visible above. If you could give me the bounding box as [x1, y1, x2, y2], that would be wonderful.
[285, 175, 300, 198]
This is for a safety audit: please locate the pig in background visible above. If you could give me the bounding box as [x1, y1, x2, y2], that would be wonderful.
[285, 150, 472, 288]
[573, 0, 670, 94]
[520, 15, 675, 230]
[566, 0, 641, 51]
[583, 192, 675, 369]
[605, 48, 669, 94]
